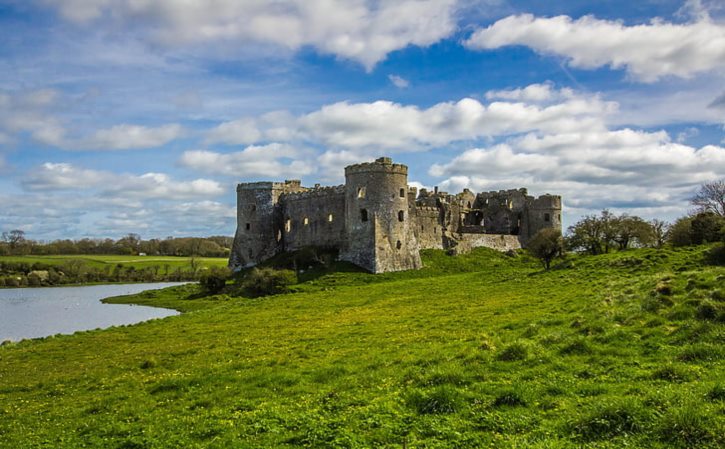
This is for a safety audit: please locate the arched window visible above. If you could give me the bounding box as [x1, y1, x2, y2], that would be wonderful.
[398, 210, 404, 222]
[400, 188, 405, 198]
[360, 209, 368, 222]
[303, 217, 309, 226]
[357, 187, 366, 198]
[328, 213, 333, 222]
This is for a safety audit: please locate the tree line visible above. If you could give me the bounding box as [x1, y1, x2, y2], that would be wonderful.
[528, 180, 725, 268]
[0, 233, 233, 258]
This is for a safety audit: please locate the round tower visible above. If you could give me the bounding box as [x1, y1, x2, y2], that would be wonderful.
[524, 194, 563, 242]
[229, 182, 284, 269]
[340, 157, 421, 273]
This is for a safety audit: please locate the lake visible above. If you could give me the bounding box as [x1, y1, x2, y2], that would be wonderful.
[0, 283, 183, 342]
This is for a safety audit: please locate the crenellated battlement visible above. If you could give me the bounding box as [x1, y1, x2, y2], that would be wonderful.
[344, 157, 408, 176]
[281, 185, 345, 201]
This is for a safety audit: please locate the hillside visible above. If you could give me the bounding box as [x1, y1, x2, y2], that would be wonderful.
[0, 246, 723, 448]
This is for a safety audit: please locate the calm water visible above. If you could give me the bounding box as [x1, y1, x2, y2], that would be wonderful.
[0, 283, 183, 342]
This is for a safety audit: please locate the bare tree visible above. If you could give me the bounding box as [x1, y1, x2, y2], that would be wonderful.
[1, 229, 25, 249]
[691, 180, 725, 216]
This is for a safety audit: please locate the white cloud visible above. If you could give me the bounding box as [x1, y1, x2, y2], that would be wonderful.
[179, 143, 315, 179]
[206, 89, 616, 151]
[23, 162, 224, 200]
[0, 90, 183, 150]
[79, 123, 183, 150]
[388, 74, 410, 88]
[40, 0, 459, 70]
[485, 82, 568, 102]
[464, 13, 725, 82]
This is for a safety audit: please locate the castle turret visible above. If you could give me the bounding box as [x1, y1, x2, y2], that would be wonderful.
[340, 157, 422, 273]
[229, 182, 283, 269]
[524, 194, 562, 241]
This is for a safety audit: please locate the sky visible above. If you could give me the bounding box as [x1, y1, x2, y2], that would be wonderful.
[0, 0, 724, 240]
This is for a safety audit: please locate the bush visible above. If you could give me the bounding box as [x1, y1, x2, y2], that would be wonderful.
[242, 268, 296, 297]
[706, 244, 725, 266]
[199, 267, 231, 294]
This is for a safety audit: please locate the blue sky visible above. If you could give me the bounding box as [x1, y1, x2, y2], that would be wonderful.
[0, 0, 723, 240]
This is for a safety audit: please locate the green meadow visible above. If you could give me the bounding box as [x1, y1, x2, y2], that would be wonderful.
[0, 246, 723, 448]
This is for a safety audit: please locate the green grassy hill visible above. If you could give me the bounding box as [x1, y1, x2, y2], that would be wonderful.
[0, 246, 723, 448]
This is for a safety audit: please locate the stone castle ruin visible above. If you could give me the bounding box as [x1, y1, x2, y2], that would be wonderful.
[230, 157, 562, 273]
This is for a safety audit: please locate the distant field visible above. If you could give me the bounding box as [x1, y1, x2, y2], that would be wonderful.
[0, 254, 229, 270]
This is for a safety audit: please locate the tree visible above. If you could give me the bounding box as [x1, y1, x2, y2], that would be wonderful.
[614, 215, 654, 249]
[566, 215, 604, 255]
[650, 219, 669, 248]
[668, 217, 693, 247]
[691, 179, 725, 216]
[690, 212, 725, 244]
[2, 229, 25, 248]
[528, 228, 564, 270]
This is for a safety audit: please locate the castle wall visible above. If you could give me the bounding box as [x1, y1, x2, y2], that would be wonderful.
[414, 206, 444, 249]
[280, 187, 346, 251]
[452, 234, 523, 254]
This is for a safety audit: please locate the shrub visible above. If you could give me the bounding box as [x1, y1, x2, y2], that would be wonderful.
[242, 268, 296, 297]
[199, 267, 230, 294]
[706, 244, 725, 266]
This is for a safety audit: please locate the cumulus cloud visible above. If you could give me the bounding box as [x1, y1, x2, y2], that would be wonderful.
[430, 128, 725, 220]
[23, 162, 224, 200]
[179, 143, 315, 179]
[464, 13, 725, 82]
[40, 0, 459, 70]
[206, 89, 616, 150]
[388, 74, 410, 88]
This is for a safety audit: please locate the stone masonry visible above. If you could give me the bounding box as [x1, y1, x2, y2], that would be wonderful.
[229, 157, 562, 273]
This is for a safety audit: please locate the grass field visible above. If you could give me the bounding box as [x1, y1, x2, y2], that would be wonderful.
[0, 246, 723, 448]
[0, 254, 229, 270]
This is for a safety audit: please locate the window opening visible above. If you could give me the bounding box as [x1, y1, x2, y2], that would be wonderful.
[396, 240, 402, 250]
[360, 209, 368, 222]
[398, 210, 404, 222]
[245, 223, 250, 230]
[544, 213, 550, 222]
[285, 219, 291, 232]
[400, 188, 405, 198]
[303, 217, 309, 226]
[357, 187, 366, 198]
[328, 213, 333, 222]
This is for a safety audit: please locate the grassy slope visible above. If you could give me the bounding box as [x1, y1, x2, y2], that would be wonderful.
[0, 254, 228, 270]
[0, 247, 723, 448]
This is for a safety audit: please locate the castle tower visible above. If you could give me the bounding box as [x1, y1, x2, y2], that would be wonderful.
[229, 182, 286, 269]
[340, 157, 422, 273]
[524, 194, 563, 241]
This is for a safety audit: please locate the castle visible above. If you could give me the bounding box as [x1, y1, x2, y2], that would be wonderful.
[229, 157, 562, 273]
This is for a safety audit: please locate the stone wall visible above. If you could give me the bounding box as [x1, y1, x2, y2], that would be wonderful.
[281, 186, 346, 251]
[451, 234, 523, 255]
